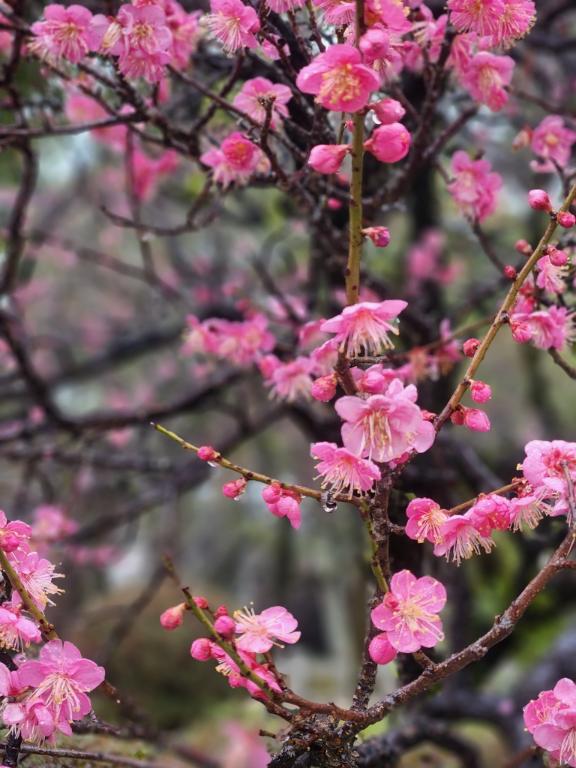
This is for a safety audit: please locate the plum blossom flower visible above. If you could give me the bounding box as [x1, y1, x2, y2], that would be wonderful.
[7, 550, 63, 610]
[371, 570, 446, 653]
[448, 151, 502, 222]
[296, 44, 380, 113]
[261, 483, 302, 529]
[510, 305, 575, 351]
[311, 0, 355, 27]
[508, 489, 548, 531]
[234, 606, 300, 653]
[459, 52, 515, 112]
[201, 132, 269, 187]
[433, 514, 494, 565]
[0, 512, 31, 553]
[17, 640, 105, 733]
[264, 357, 315, 401]
[521, 440, 576, 516]
[311, 442, 381, 496]
[358, 28, 404, 83]
[490, 0, 535, 47]
[531, 115, 576, 173]
[184, 312, 275, 366]
[447, 0, 504, 37]
[524, 678, 576, 767]
[321, 300, 407, 357]
[233, 77, 292, 126]
[405, 498, 448, 544]
[335, 381, 435, 463]
[0, 597, 41, 651]
[536, 255, 568, 294]
[30, 4, 95, 63]
[205, 0, 260, 53]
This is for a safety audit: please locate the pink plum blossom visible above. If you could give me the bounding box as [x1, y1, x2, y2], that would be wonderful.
[201, 132, 269, 187]
[321, 300, 407, 357]
[335, 381, 435, 463]
[0, 512, 31, 553]
[433, 514, 494, 565]
[18, 640, 105, 732]
[205, 0, 260, 53]
[296, 44, 380, 113]
[371, 570, 446, 653]
[30, 4, 94, 63]
[263, 356, 315, 401]
[405, 498, 448, 544]
[7, 550, 63, 610]
[510, 305, 575, 351]
[0, 597, 41, 650]
[234, 606, 300, 653]
[311, 442, 381, 496]
[261, 483, 302, 529]
[447, 0, 505, 37]
[531, 115, 576, 173]
[448, 151, 502, 222]
[233, 77, 292, 126]
[524, 678, 576, 767]
[459, 52, 514, 112]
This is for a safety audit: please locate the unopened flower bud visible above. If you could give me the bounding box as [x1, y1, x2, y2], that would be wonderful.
[327, 198, 342, 210]
[450, 408, 465, 426]
[308, 144, 350, 175]
[463, 338, 480, 357]
[557, 211, 576, 229]
[528, 189, 552, 212]
[214, 615, 236, 637]
[222, 478, 247, 499]
[503, 265, 517, 280]
[160, 603, 187, 630]
[190, 638, 213, 661]
[370, 97, 405, 125]
[193, 596, 209, 609]
[470, 380, 492, 403]
[214, 605, 229, 618]
[514, 239, 532, 255]
[548, 246, 569, 267]
[369, 633, 398, 665]
[198, 445, 218, 462]
[362, 226, 390, 248]
[463, 407, 491, 432]
[311, 374, 337, 402]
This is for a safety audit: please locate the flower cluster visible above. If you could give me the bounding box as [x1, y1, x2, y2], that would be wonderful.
[0, 510, 104, 742]
[181, 600, 299, 699]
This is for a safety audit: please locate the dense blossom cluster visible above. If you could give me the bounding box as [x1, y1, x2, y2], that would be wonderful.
[0, 512, 104, 742]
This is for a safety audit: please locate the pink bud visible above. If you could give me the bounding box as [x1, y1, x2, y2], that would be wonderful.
[214, 615, 236, 637]
[308, 144, 350, 174]
[370, 98, 405, 125]
[364, 123, 411, 163]
[548, 246, 569, 267]
[262, 482, 283, 504]
[214, 605, 229, 618]
[514, 239, 532, 255]
[557, 211, 576, 229]
[198, 445, 218, 462]
[503, 265, 517, 280]
[470, 380, 492, 403]
[327, 198, 343, 210]
[311, 374, 337, 402]
[463, 407, 491, 432]
[528, 189, 552, 212]
[450, 408, 465, 426]
[193, 596, 209, 609]
[362, 226, 390, 248]
[463, 338, 480, 357]
[222, 478, 247, 499]
[160, 603, 187, 630]
[190, 638, 213, 661]
[368, 633, 398, 665]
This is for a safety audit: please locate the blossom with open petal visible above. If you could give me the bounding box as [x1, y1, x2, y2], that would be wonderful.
[371, 570, 446, 653]
[234, 606, 301, 653]
[321, 300, 407, 357]
[311, 442, 381, 496]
